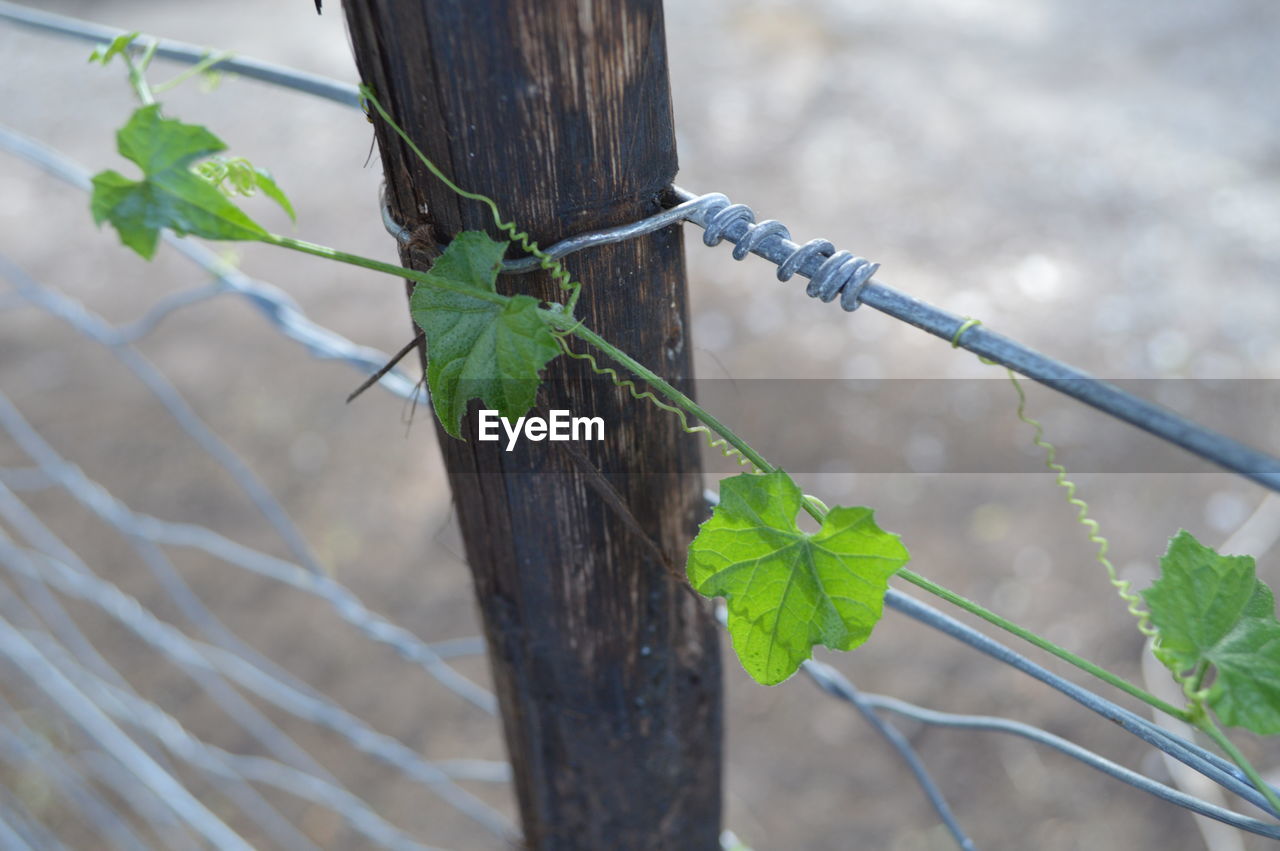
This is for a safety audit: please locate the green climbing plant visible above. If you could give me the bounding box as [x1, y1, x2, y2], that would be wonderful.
[85, 32, 1280, 818]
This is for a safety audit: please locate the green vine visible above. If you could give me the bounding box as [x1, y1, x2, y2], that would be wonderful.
[554, 335, 758, 470]
[953, 322, 1280, 814]
[85, 34, 1280, 818]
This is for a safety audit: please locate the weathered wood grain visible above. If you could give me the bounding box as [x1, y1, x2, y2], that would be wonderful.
[342, 2, 723, 848]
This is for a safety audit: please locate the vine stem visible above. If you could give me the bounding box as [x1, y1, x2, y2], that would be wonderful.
[257, 224, 1280, 815]
[252, 226, 1195, 725]
[542, 312, 1192, 722]
[1198, 714, 1280, 817]
[260, 233, 507, 307]
[544, 317, 775, 473]
[121, 40, 158, 105]
[895, 570, 1189, 720]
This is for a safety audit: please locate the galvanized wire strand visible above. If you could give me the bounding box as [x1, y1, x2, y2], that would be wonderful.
[0, 467, 53, 491]
[0, 797, 46, 851]
[0, 383, 495, 713]
[78, 750, 199, 851]
[670, 187, 1280, 493]
[381, 183, 726, 275]
[0, 699, 149, 851]
[113, 281, 233, 342]
[0, 480, 189, 785]
[0, 410, 341, 788]
[0, 261, 322, 579]
[811, 677, 975, 850]
[389, 179, 1280, 489]
[0, 600, 301, 851]
[707, 529, 970, 849]
[21, 631, 447, 851]
[708, 484, 1280, 829]
[0, 1, 361, 108]
[0, 628, 170, 850]
[34, 639, 444, 851]
[705, 490, 1280, 826]
[0, 254, 479, 716]
[0, 611, 254, 850]
[801, 660, 1280, 840]
[0, 528, 514, 837]
[0, 245, 506, 834]
[0, 568, 322, 851]
[883, 589, 1280, 817]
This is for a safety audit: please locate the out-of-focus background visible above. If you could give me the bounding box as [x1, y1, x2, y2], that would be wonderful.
[1, 1, 1278, 849]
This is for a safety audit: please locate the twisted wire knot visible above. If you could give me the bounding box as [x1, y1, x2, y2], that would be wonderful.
[699, 195, 879, 311]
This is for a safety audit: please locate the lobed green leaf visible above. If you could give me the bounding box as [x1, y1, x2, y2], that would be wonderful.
[1144, 530, 1280, 734]
[90, 105, 269, 259]
[409, 231, 560, 437]
[687, 470, 909, 685]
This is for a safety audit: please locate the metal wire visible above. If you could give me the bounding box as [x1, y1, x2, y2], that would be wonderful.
[716, 601, 972, 844]
[0, 519, 511, 835]
[0, 243, 515, 843]
[381, 183, 727, 275]
[28, 632, 449, 851]
[378, 175, 1280, 491]
[667, 187, 1280, 492]
[0, 612, 255, 850]
[707, 498, 974, 849]
[704, 490, 1280, 844]
[0, 334, 516, 844]
[0, 131, 515, 845]
[808, 675, 974, 849]
[883, 589, 1280, 818]
[0, 1, 360, 108]
[0, 338, 494, 715]
[0, 695, 149, 851]
[802, 661, 1280, 839]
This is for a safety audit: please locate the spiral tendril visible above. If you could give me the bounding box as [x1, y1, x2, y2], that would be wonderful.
[1005, 371, 1158, 638]
[361, 86, 582, 314]
[553, 334, 760, 472]
[949, 316, 1157, 636]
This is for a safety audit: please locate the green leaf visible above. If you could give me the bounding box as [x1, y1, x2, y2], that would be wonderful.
[90, 105, 268, 259]
[89, 32, 139, 65]
[250, 169, 296, 222]
[409, 231, 560, 438]
[687, 470, 909, 685]
[1143, 530, 1280, 734]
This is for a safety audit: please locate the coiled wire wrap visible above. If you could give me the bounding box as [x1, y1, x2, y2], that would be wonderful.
[381, 187, 880, 310]
[696, 194, 880, 311]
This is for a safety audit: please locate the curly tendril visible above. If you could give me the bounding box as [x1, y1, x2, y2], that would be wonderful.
[359, 85, 582, 316]
[552, 333, 760, 471]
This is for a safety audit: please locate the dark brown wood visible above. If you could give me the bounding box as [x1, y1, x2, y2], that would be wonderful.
[341, 2, 723, 848]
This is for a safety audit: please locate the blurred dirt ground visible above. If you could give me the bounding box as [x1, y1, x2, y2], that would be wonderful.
[1, 1, 1278, 849]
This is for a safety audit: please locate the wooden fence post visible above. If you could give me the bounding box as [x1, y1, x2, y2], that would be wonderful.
[341, 2, 723, 848]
